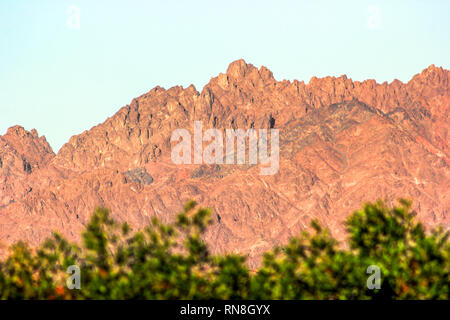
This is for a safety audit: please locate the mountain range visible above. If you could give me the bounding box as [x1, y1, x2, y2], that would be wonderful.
[0, 60, 448, 266]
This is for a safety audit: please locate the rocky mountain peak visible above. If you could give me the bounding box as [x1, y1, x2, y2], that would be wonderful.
[408, 64, 449, 92]
[1, 126, 54, 164]
[226, 59, 252, 78]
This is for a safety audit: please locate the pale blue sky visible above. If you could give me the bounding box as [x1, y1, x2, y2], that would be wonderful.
[1, 0, 449, 151]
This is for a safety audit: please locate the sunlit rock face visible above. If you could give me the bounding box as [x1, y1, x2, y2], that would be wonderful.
[0, 61, 448, 267]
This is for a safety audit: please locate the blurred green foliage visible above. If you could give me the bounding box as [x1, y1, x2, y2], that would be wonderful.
[0, 199, 448, 299]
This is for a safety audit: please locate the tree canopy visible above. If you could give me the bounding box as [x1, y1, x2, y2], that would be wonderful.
[0, 199, 448, 299]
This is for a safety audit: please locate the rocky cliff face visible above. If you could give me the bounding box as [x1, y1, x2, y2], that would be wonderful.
[0, 126, 54, 208]
[1, 60, 448, 266]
